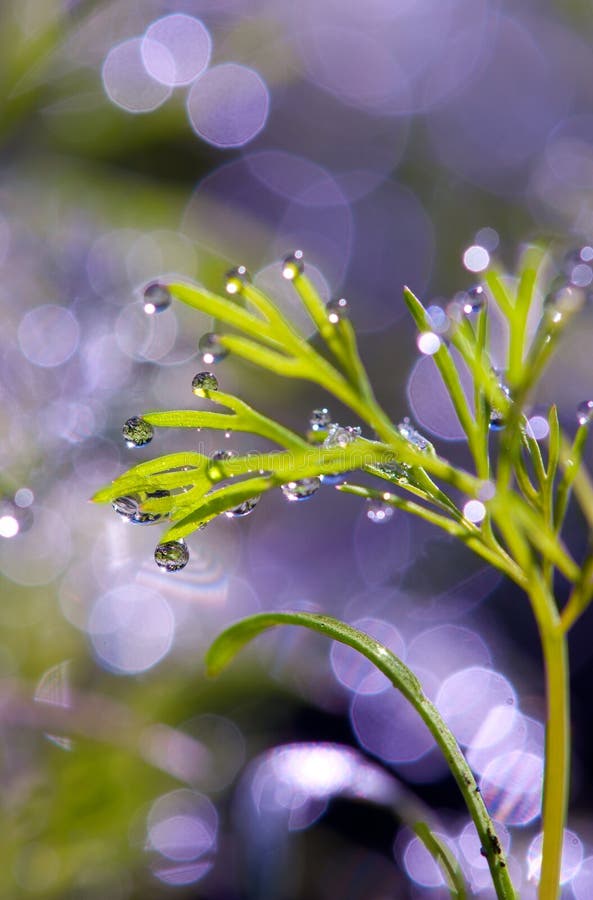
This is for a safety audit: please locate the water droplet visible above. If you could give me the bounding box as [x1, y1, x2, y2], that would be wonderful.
[154, 540, 189, 572]
[327, 296, 348, 324]
[577, 400, 593, 426]
[143, 282, 171, 315]
[199, 333, 228, 365]
[192, 371, 218, 394]
[281, 477, 320, 502]
[206, 449, 236, 483]
[281, 250, 304, 281]
[309, 408, 331, 431]
[543, 281, 585, 320]
[320, 471, 348, 486]
[225, 495, 260, 518]
[112, 494, 162, 525]
[461, 284, 486, 315]
[488, 382, 511, 431]
[397, 418, 429, 450]
[366, 499, 394, 524]
[122, 416, 154, 448]
[225, 265, 251, 295]
[323, 423, 359, 448]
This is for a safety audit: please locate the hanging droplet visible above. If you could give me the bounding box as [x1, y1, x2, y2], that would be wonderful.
[143, 282, 171, 315]
[327, 296, 348, 324]
[366, 499, 395, 524]
[461, 284, 486, 315]
[543, 282, 585, 321]
[281, 477, 320, 502]
[309, 408, 331, 431]
[282, 250, 304, 281]
[320, 472, 348, 486]
[112, 495, 162, 525]
[576, 400, 593, 426]
[154, 540, 189, 572]
[488, 381, 511, 431]
[206, 449, 236, 483]
[122, 416, 154, 448]
[397, 418, 429, 450]
[199, 333, 228, 365]
[225, 495, 260, 518]
[225, 265, 251, 295]
[192, 371, 219, 394]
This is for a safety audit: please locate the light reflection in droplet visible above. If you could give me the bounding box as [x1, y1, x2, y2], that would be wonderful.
[142, 15, 211, 87]
[330, 617, 405, 695]
[526, 828, 582, 885]
[187, 63, 269, 148]
[102, 38, 172, 113]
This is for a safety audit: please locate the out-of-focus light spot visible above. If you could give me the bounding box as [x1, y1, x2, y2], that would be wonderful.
[526, 829, 583, 885]
[426, 304, 449, 333]
[142, 15, 211, 87]
[14, 488, 34, 508]
[463, 244, 490, 272]
[115, 301, 178, 362]
[402, 833, 451, 888]
[572, 855, 593, 899]
[463, 499, 486, 523]
[526, 415, 550, 441]
[147, 790, 217, 886]
[407, 350, 472, 440]
[458, 820, 510, 872]
[435, 666, 517, 747]
[480, 750, 543, 825]
[330, 617, 405, 695]
[417, 331, 441, 355]
[18, 305, 79, 368]
[153, 860, 214, 886]
[475, 227, 499, 251]
[102, 38, 172, 113]
[181, 714, 246, 791]
[0, 507, 70, 587]
[0, 515, 19, 538]
[88, 585, 174, 674]
[186, 63, 269, 148]
[34, 660, 73, 751]
[254, 263, 330, 339]
[407, 625, 491, 683]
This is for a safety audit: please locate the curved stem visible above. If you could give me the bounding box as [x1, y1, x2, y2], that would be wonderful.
[539, 627, 570, 899]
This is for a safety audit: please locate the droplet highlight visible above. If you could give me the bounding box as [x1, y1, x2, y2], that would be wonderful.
[327, 297, 348, 324]
[198, 333, 228, 365]
[366, 500, 394, 524]
[281, 477, 320, 502]
[225, 265, 251, 295]
[309, 408, 331, 431]
[192, 371, 219, 394]
[577, 400, 593, 426]
[281, 250, 304, 281]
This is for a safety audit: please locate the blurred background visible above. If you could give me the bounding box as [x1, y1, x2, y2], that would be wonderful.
[2, 0, 593, 896]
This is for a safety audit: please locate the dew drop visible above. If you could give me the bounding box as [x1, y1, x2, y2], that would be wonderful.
[225, 495, 260, 518]
[397, 418, 429, 450]
[461, 284, 486, 315]
[281, 250, 304, 281]
[488, 381, 511, 432]
[577, 400, 593, 426]
[366, 499, 394, 524]
[225, 265, 251, 295]
[198, 333, 228, 365]
[122, 416, 154, 448]
[143, 282, 172, 315]
[309, 408, 331, 431]
[327, 296, 348, 324]
[281, 477, 320, 502]
[323, 423, 359, 448]
[192, 371, 219, 394]
[154, 540, 189, 572]
[206, 449, 236, 483]
[112, 494, 162, 525]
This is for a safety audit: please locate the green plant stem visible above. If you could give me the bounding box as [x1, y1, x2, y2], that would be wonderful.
[538, 626, 570, 900]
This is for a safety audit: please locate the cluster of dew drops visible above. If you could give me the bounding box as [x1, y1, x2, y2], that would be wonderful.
[114, 250, 593, 572]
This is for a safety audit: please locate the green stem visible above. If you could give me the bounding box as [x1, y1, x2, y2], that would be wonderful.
[539, 626, 570, 900]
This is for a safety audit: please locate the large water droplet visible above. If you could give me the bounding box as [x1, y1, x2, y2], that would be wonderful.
[366, 499, 394, 524]
[143, 282, 171, 314]
[122, 416, 154, 448]
[543, 282, 585, 321]
[225, 495, 260, 518]
[225, 265, 251, 295]
[323, 423, 359, 448]
[461, 284, 486, 315]
[281, 477, 320, 502]
[199, 333, 228, 365]
[154, 540, 189, 572]
[309, 408, 331, 431]
[577, 400, 593, 426]
[192, 371, 218, 394]
[281, 250, 304, 281]
[327, 296, 348, 324]
[112, 494, 162, 525]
